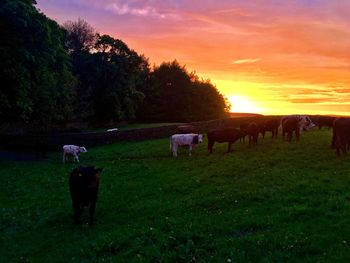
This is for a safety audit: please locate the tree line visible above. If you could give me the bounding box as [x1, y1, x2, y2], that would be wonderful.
[0, 0, 229, 128]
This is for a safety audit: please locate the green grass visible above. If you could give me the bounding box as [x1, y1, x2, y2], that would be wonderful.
[2, 129, 350, 262]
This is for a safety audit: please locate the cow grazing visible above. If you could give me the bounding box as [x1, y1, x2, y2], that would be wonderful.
[177, 125, 197, 134]
[282, 116, 300, 141]
[63, 145, 87, 163]
[239, 123, 248, 142]
[247, 122, 259, 147]
[69, 166, 103, 225]
[170, 133, 203, 157]
[259, 118, 280, 139]
[281, 115, 316, 141]
[207, 128, 246, 153]
[316, 116, 336, 130]
[332, 118, 350, 155]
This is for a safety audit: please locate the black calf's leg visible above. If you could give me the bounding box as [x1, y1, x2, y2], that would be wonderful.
[72, 200, 81, 224]
[89, 202, 96, 226]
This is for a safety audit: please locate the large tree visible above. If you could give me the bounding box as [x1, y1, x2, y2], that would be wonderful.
[63, 20, 150, 123]
[137, 61, 229, 122]
[0, 0, 75, 124]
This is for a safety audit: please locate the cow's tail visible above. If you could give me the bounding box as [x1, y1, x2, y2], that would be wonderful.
[170, 137, 173, 152]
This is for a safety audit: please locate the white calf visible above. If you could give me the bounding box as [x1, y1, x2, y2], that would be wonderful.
[170, 133, 203, 157]
[62, 145, 87, 163]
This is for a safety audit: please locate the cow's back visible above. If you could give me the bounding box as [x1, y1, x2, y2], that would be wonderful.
[208, 128, 242, 142]
[334, 118, 350, 137]
[282, 116, 299, 131]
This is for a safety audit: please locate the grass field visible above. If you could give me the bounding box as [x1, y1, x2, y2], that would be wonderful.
[2, 128, 350, 262]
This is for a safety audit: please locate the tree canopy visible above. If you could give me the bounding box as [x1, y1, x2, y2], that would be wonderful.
[137, 61, 229, 122]
[0, 0, 75, 124]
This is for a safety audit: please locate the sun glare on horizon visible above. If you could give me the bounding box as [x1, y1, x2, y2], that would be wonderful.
[227, 95, 264, 114]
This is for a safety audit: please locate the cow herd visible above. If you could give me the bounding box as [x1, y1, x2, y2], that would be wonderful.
[64, 115, 350, 225]
[170, 115, 318, 157]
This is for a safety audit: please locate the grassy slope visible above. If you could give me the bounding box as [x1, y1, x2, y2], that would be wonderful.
[1, 129, 350, 262]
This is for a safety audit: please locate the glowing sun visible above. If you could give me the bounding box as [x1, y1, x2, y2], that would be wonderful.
[227, 95, 263, 113]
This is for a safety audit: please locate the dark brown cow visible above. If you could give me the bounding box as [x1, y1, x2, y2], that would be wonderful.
[239, 123, 248, 142]
[177, 125, 197, 134]
[247, 122, 259, 147]
[259, 118, 280, 139]
[69, 166, 103, 225]
[207, 128, 246, 153]
[333, 118, 350, 155]
[316, 116, 336, 130]
[282, 116, 300, 142]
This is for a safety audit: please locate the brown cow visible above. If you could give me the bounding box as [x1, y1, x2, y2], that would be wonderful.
[282, 116, 300, 142]
[69, 166, 103, 225]
[333, 118, 350, 155]
[316, 116, 336, 130]
[207, 128, 246, 153]
[177, 125, 197, 134]
[259, 118, 280, 139]
[247, 122, 259, 147]
[239, 123, 248, 142]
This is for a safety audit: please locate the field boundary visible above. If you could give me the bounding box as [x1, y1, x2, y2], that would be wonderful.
[0, 116, 278, 151]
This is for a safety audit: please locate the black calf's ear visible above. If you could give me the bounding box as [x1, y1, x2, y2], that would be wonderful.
[96, 168, 103, 173]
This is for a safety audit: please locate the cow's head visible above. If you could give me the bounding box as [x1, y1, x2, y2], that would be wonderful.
[299, 116, 316, 131]
[79, 147, 88, 153]
[192, 134, 204, 144]
[76, 166, 103, 187]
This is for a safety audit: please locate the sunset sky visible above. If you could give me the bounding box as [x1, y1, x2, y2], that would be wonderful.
[36, 0, 350, 115]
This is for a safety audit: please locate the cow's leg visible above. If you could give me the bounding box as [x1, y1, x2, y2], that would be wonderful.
[227, 143, 232, 152]
[341, 138, 347, 155]
[295, 129, 300, 141]
[73, 153, 79, 162]
[188, 145, 193, 156]
[331, 130, 337, 148]
[208, 140, 214, 154]
[172, 144, 178, 157]
[72, 200, 81, 224]
[89, 202, 96, 226]
[63, 152, 66, 163]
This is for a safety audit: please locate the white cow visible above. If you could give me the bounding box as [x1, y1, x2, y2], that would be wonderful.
[170, 133, 203, 157]
[62, 145, 87, 163]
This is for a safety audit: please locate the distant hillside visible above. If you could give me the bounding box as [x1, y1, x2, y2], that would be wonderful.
[229, 112, 263, 118]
